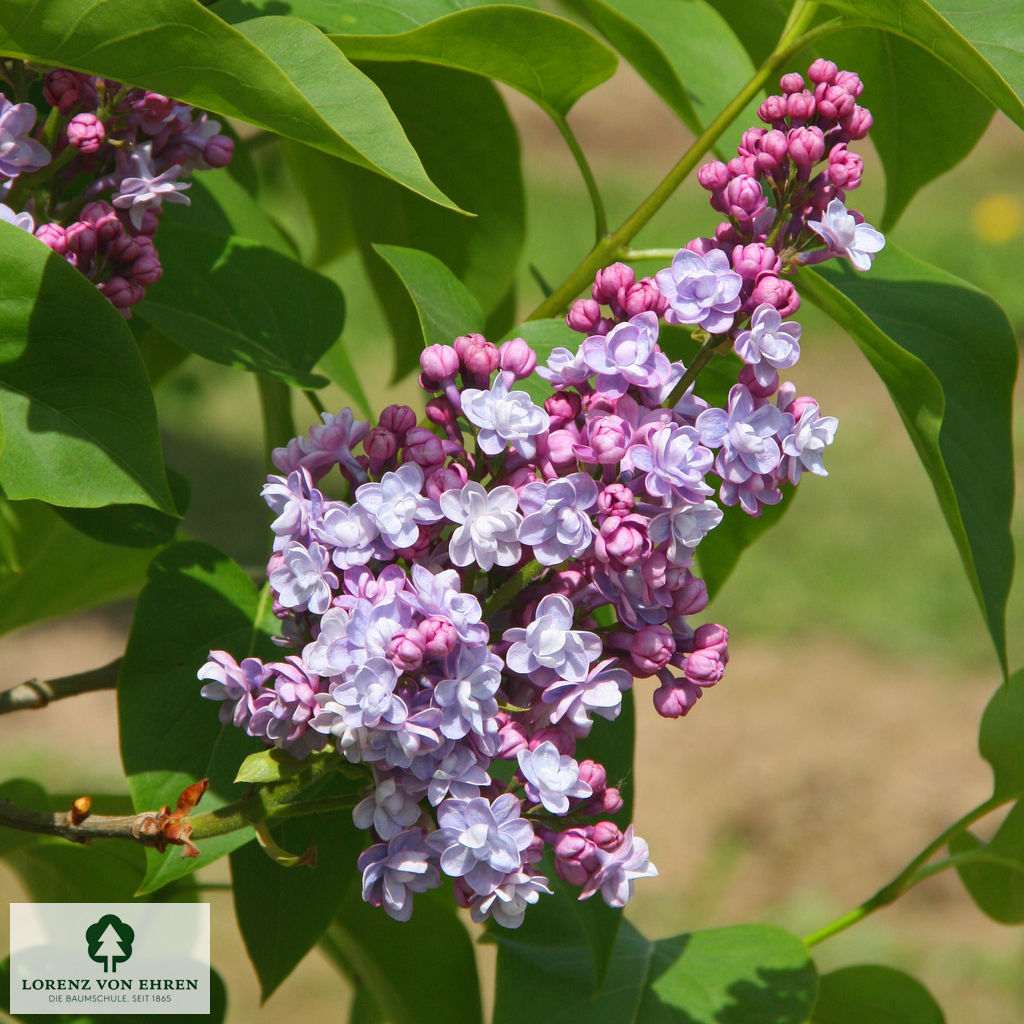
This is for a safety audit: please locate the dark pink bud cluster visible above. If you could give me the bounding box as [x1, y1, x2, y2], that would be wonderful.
[566, 261, 668, 335]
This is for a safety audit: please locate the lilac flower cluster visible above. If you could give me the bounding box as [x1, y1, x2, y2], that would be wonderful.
[199, 60, 881, 927]
[0, 61, 232, 316]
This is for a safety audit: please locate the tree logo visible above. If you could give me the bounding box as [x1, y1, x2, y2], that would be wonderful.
[85, 914, 135, 973]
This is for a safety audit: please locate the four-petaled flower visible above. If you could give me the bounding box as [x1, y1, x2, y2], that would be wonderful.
[807, 198, 885, 271]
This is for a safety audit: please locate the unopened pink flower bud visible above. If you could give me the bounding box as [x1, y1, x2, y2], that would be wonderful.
[203, 134, 234, 168]
[67, 112, 105, 154]
[544, 390, 581, 427]
[738, 363, 778, 399]
[364, 426, 398, 473]
[807, 59, 838, 85]
[44, 69, 82, 114]
[757, 129, 789, 172]
[622, 277, 668, 317]
[596, 513, 649, 569]
[814, 82, 855, 121]
[35, 222, 67, 256]
[786, 90, 816, 124]
[653, 675, 702, 718]
[419, 616, 458, 660]
[780, 72, 805, 94]
[494, 715, 529, 760]
[546, 427, 580, 470]
[670, 570, 708, 616]
[585, 415, 630, 464]
[135, 92, 176, 122]
[379, 403, 417, 439]
[425, 395, 458, 431]
[567, 298, 602, 333]
[685, 236, 719, 257]
[840, 105, 873, 140]
[731, 242, 780, 280]
[750, 272, 800, 317]
[787, 126, 826, 169]
[739, 128, 765, 155]
[597, 482, 634, 516]
[387, 627, 426, 672]
[529, 726, 575, 757]
[131, 252, 162, 286]
[757, 94, 788, 125]
[65, 221, 97, 260]
[592, 821, 622, 851]
[499, 337, 537, 379]
[554, 828, 597, 886]
[592, 262, 635, 306]
[98, 275, 143, 311]
[785, 394, 819, 420]
[453, 333, 499, 378]
[402, 426, 444, 469]
[107, 232, 140, 264]
[425, 464, 469, 502]
[697, 160, 730, 192]
[827, 143, 863, 190]
[630, 624, 675, 675]
[419, 343, 459, 386]
[577, 759, 607, 794]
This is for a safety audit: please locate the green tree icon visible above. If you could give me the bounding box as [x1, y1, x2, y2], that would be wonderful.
[85, 915, 135, 973]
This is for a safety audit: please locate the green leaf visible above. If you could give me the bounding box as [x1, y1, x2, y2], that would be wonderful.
[563, 0, 761, 141]
[373, 244, 485, 355]
[0, 3, 459, 209]
[118, 541, 277, 894]
[138, 222, 345, 388]
[333, 62, 524, 379]
[1, 958, 227, 1024]
[324, 886, 483, 1024]
[812, 29, 993, 230]
[235, 747, 352, 785]
[230, 775, 365, 1000]
[493, 919, 816, 1023]
[330, 6, 618, 116]
[810, 964, 945, 1023]
[0, 224, 174, 513]
[54, 467, 190, 550]
[0, 499, 155, 636]
[978, 669, 1024, 799]
[798, 246, 1017, 677]
[819, 0, 1024, 131]
[703, 0, 786, 67]
[950, 799, 1024, 925]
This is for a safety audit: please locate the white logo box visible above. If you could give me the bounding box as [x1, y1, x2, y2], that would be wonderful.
[10, 903, 210, 1015]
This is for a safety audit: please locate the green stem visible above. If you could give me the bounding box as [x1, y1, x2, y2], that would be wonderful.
[802, 793, 1010, 947]
[481, 558, 549, 618]
[526, 1, 823, 322]
[256, 375, 295, 465]
[551, 110, 607, 244]
[620, 248, 679, 262]
[304, 388, 327, 417]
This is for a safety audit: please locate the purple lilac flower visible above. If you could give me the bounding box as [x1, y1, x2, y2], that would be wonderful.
[535, 345, 593, 388]
[402, 564, 488, 644]
[432, 644, 504, 741]
[261, 468, 325, 552]
[247, 656, 328, 758]
[696, 384, 783, 483]
[807, 198, 884, 271]
[312, 502, 378, 567]
[268, 540, 338, 615]
[439, 481, 522, 570]
[579, 312, 672, 397]
[468, 871, 553, 929]
[541, 658, 632, 735]
[0, 203, 34, 232]
[198, 651, 271, 729]
[655, 247, 743, 334]
[781, 401, 838, 483]
[319, 656, 407, 731]
[353, 775, 423, 840]
[360, 706, 444, 770]
[517, 474, 598, 566]
[358, 828, 441, 922]
[579, 825, 658, 907]
[626, 423, 715, 503]
[461, 377, 550, 458]
[428, 794, 534, 896]
[410, 744, 491, 806]
[0, 96, 51, 177]
[732, 302, 802, 387]
[504, 594, 601, 684]
[112, 145, 190, 229]
[517, 741, 592, 814]
[648, 499, 723, 564]
[355, 463, 442, 550]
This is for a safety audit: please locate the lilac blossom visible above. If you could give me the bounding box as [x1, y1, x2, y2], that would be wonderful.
[353, 775, 423, 841]
[428, 794, 534, 895]
[517, 741, 592, 814]
[579, 825, 658, 907]
[198, 651, 271, 729]
[358, 828, 441, 922]
[313, 502, 378, 567]
[439, 481, 522, 570]
[579, 312, 672, 397]
[626, 423, 715, 503]
[112, 145, 190, 229]
[696, 384, 783, 483]
[0, 96, 51, 177]
[732, 303, 802, 387]
[468, 871, 553, 929]
[535, 345, 594, 388]
[319, 657, 407, 731]
[248, 657, 327, 758]
[782, 401, 838, 483]
[360, 706, 444, 770]
[355, 463, 442, 550]
[648, 499, 723, 564]
[504, 594, 601, 683]
[402, 563, 488, 644]
[269, 540, 338, 615]
[807, 198, 884, 271]
[461, 377, 550, 458]
[654, 247, 743, 333]
[0, 203, 34, 232]
[261, 468, 324, 551]
[542, 658, 632, 735]
[433, 644, 504, 741]
[410, 744, 491, 806]
[517, 474, 598, 566]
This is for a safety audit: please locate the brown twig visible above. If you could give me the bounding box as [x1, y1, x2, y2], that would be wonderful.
[0, 658, 122, 714]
